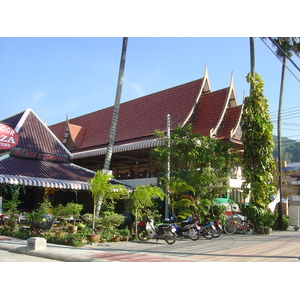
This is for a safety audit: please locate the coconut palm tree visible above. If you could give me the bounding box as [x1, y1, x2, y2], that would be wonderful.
[269, 37, 300, 228]
[103, 37, 128, 171]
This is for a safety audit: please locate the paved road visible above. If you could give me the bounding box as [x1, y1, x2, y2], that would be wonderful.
[87, 230, 300, 262]
[0, 249, 59, 262]
[1, 230, 300, 262]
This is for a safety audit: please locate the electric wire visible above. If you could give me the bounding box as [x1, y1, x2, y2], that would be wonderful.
[282, 37, 300, 59]
[259, 38, 300, 83]
[268, 37, 300, 73]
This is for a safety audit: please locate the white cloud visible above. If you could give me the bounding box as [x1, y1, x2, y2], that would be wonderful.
[124, 78, 144, 96]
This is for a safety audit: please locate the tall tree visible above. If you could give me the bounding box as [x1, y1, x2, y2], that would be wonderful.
[103, 37, 128, 171]
[241, 73, 276, 208]
[153, 124, 235, 217]
[269, 37, 300, 228]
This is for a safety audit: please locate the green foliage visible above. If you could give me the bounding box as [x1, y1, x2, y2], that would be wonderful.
[273, 136, 300, 163]
[130, 185, 165, 221]
[241, 73, 277, 208]
[88, 170, 129, 233]
[206, 203, 227, 225]
[260, 211, 278, 228]
[159, 176, 195, 217]
[38, 198, 53, 214]
[273, 216, 290, 230]
[194, 197, 212, 223]
[63, 202, 83, 224]
[153, 124, 236, 217]
[98, 214, 125, 229]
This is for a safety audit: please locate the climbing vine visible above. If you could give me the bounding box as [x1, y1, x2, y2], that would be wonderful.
[241, 73, 276, 208]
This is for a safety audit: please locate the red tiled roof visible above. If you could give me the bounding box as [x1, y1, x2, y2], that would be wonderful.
[50, 79, 204, 152]
[192, 88, 229, 136]
[218, 105, 242, 140]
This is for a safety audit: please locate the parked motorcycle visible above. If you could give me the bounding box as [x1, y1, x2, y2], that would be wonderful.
[137, 216, 176, 244]
[195, 221, 214, 239]
[172, 219, 200, 241]
[211, 220, 222, 238]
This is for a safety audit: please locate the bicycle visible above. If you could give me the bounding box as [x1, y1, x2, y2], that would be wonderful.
[224, 218, 255, 234]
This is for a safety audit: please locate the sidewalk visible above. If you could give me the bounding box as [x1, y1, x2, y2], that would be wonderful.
[0, 235, 192, 262]
[1, 230, 300, 262]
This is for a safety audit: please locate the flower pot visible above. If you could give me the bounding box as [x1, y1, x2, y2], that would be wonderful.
[87, 234, 100, 244]
[69, 225, 78, 234]
[30, 221, 46, 233]
[112, 236, 121, 242]
[255, 228, 263, 234]
[264, 227, 272, 234]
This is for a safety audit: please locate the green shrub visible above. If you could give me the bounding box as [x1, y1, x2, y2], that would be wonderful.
[274, 217, 290, 230]
[100, 228, 114, 241]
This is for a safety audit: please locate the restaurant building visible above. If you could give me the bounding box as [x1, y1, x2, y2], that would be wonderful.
[0, 108, 96, 212]
[49, 67, 244, 192]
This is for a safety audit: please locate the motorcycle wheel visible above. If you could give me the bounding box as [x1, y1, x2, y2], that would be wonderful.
[137, 230, 150, 241]
[164, 232, 176, 244]
[212, 227, 221, 238]
[188, 228, 200, 241]
[202, 228, 213, 240]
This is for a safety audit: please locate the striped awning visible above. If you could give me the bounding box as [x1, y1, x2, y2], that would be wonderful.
[72, 138, 163, 159]
[0, 174, 90, 190]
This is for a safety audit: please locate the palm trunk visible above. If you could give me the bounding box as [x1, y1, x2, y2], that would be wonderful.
[250, 37, 255, 92]
[103, 37, 128, 171]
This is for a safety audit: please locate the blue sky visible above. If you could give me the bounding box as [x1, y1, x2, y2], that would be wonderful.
[1, 37, 299, 141]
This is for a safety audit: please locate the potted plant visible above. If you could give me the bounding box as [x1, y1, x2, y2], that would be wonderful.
[117, 228, 131, 241]
[261, 211, 278, 234]
[63, 202, 83, 234]
[26, 210, 47, 234]
[2, 186, 23, 228]
[2, 197, 22, 228]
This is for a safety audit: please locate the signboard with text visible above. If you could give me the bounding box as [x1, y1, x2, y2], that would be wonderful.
[0, 123, 19, 150]
[10, 148, 70, 163]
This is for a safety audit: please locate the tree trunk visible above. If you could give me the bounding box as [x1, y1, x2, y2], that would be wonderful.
[103, 37, 128, 171]
[250, 37, 255, 92]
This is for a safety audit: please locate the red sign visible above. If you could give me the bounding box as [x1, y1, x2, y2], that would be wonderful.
[0, 123, 19, 150]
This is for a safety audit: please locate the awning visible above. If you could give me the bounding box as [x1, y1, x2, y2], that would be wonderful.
[72, 138, 163, 159]
[0, 174, 90, 190]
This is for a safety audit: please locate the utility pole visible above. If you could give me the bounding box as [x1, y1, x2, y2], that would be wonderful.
[277, 56, 286, 229]
[165, 114, 171, 219]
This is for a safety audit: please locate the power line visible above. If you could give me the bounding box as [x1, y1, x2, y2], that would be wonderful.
[259, 38, 300, 83]
[270, 105, 300, 115]
[282, 37, 300, 59]
[268, 37, 300, 73]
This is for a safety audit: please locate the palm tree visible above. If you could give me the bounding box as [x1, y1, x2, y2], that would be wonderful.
[88, 170, 129, 233]
[269, 37, 300, 228]
[103, 37, 128, 171]
[131, 185, 166, 234]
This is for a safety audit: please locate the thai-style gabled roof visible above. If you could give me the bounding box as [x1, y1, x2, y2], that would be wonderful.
[50, 77, 209, 152]
[0, 109, 95, 190]
[2, 109, 72, 157]
[48, 67, 243, 159]
[192, 73, 242, 146]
